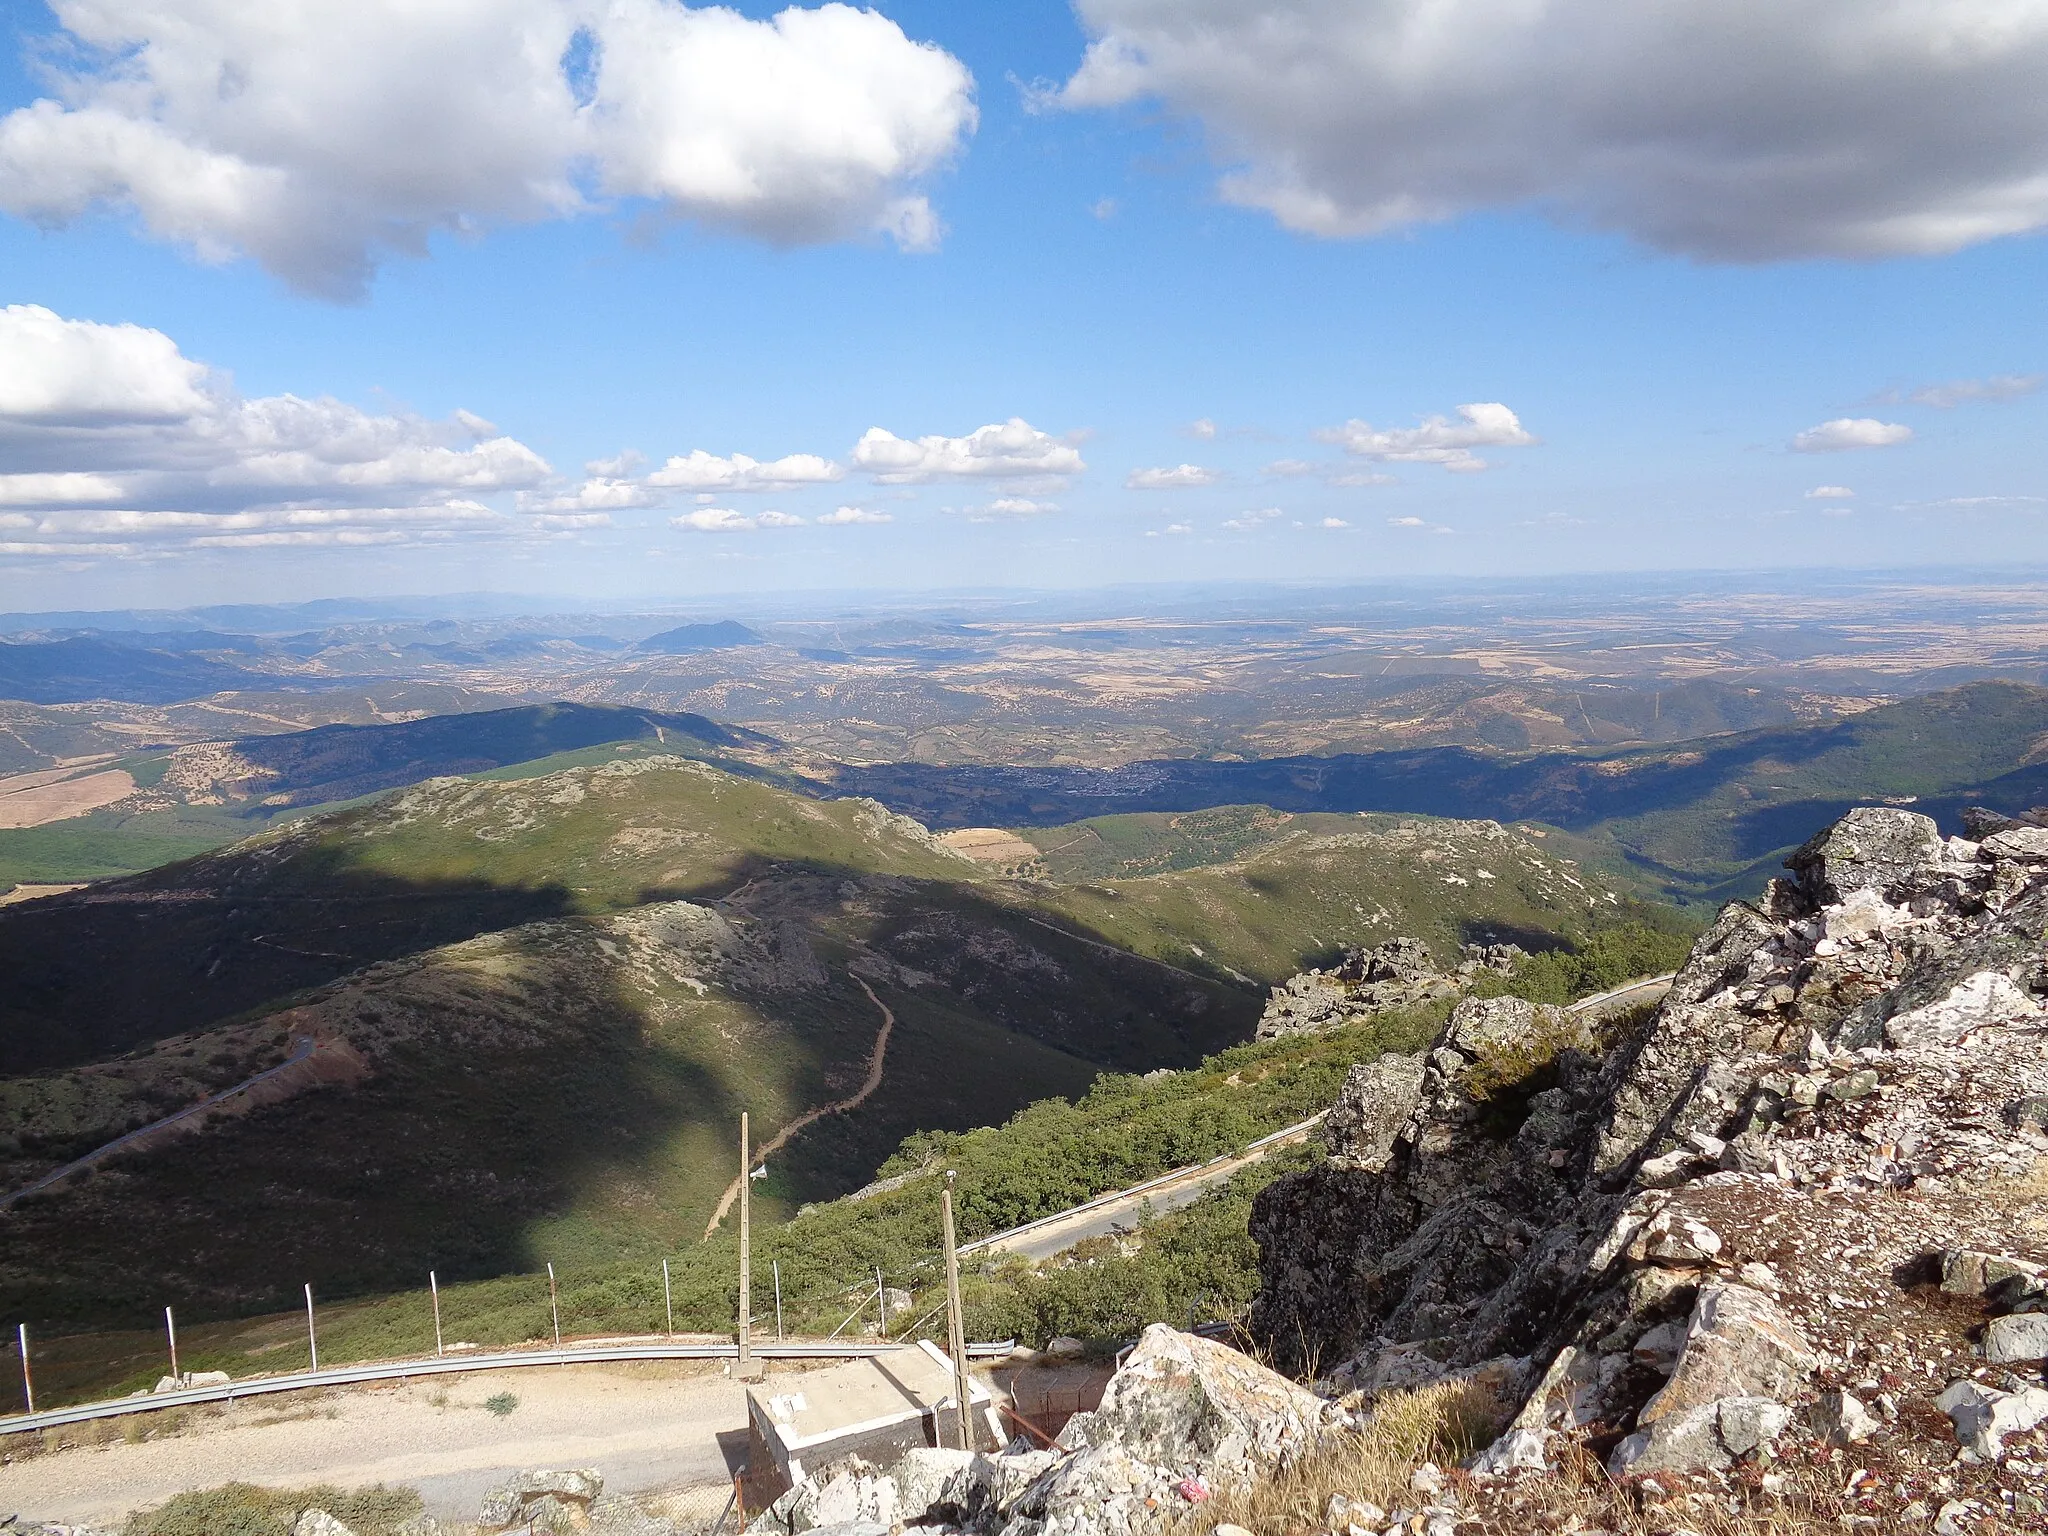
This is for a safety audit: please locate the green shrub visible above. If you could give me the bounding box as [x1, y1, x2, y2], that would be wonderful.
[484, 1391, 518, 1416]
[123, 1482, 421, 1536]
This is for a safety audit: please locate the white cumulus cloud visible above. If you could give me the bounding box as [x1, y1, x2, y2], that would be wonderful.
[670, 507, 755, 531]
[1805, 485, 1857, 500]
[0, 306, 546, 559]
[1317, 403, 1536, 473]
[670, 507, 806, 531]
[520, 477, 658, 513]
[1792, 418, 1914, 452]
[1125, 463, 1217, 490]
[815, 505, 892, 525]
[1221, 507, 1282, 531]
[853, 419, 1085, 483]
[1059, 0, 2048, 262]
[0, 1, 977, 298]
[1320, 517, 1349, 529]
[957, 497, 1060, 522]
[532, 511, 614, 531]
[646, 449, 845, 492]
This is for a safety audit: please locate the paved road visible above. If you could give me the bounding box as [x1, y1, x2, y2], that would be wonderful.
[0, 1361, 748, 1527]
[0, 1035, 317, 1210]
[963, 1116, 1326, 1263]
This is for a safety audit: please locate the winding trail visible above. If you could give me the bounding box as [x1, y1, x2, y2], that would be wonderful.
[703, 974, 895, 1238]
[0, 1036, 317, 1209]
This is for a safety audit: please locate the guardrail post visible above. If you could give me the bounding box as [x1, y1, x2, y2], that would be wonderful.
[737, 1112, 755, 1379]
[431, 1271, 443, 1358]
[548, 1262, 562, 1349]
[304, 1283, 318, 1370]
[773, 1260, 783, 1342]
[165, 1305, 179, 1382]
[942, 1171, 970, 1450]
[663, 1259, 673, 1339]
[16, 1322, 32, 1415]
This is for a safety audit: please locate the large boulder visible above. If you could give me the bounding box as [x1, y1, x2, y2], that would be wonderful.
[1322, 1053, 1427, 1171]
[1000, 1326, 1334, 1536]
[1257, 938, 1461, 1040]
[1786, 806, 1946, 905]
[478, 1469, 604, 1533]
[1607, 1285, 1816, 1472]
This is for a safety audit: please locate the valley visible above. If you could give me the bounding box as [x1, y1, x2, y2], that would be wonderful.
[5, 576, 2048, 1435]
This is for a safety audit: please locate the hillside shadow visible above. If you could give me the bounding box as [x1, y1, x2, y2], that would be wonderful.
[0, 840, 586, 1074]
[0, 849, 1263, 1335]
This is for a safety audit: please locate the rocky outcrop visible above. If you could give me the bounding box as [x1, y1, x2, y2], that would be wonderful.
[1256, 937, 1522, 1040]
[477, 1469, 605, 1532]
[752, 1327, 1334, 1536]
[1250, 806, 2048, 1481]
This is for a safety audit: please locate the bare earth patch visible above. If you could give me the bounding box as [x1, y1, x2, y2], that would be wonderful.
[0, 1362, 745, 1526]
[0, 768, 137, 828]
[0, 883, 87, 906]
[938, 827, 1042, 864]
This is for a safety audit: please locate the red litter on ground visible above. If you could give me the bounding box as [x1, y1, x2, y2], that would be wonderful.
[1177, 1478, 1211, 1503]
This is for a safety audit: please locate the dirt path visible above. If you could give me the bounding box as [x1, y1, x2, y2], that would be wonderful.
[703, 975, 895, 1238]
[0, 1363, 745, 1527]
[0, 1036, 319, 1209]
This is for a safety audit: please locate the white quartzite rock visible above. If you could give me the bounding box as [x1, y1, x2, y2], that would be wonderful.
[1005, 1325, 1333, 1536]
[1983, 1312, 2048, 1364]
[1935, 1379, 2048, 1460]
[1607, 1285, 1817, 1474]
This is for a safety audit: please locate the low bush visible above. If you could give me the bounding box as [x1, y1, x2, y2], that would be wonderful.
[123, 1482, 421, 1536]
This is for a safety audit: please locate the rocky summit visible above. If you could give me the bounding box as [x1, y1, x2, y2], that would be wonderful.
[1247, 805, 2048, 1510]
[1256, 936, 1521, 1040]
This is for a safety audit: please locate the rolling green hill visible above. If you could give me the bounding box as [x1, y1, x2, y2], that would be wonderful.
[840, 681, 2048, 901]
[0, 702, 783, 890]
[0, 746, 1653, 1339]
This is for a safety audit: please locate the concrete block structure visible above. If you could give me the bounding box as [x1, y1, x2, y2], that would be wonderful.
[745, 1340, 999, 1494]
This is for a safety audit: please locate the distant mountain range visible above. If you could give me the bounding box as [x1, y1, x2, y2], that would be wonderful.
[225, 700, 764, 808]
[832, 681, 2048, 900]
[0, 637, 286, 705]
[636, 619, 764, 654]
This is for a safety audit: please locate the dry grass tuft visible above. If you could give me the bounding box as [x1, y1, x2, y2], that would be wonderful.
[1181, 1382, 1891, 1536]
[1183, 1377, 1508, 1534]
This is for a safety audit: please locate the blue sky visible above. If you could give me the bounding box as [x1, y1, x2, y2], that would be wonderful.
[0, 0, 2045, 609]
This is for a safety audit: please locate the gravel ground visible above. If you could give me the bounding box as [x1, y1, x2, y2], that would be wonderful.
[0, 1361, 749, 1527]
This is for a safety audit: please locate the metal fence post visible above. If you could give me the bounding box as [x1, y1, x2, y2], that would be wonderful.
[304, 1284, 319, 1371]
[431, 1271, 444, 1358]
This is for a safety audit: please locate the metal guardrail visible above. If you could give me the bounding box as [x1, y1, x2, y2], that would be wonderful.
[0, 1337, 1016, 1436]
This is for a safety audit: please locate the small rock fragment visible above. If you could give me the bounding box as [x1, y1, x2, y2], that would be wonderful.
[1810, 1389, 1877, 1446]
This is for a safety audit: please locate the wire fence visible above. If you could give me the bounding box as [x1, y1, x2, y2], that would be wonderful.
[3, 1241, 979, 1418]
